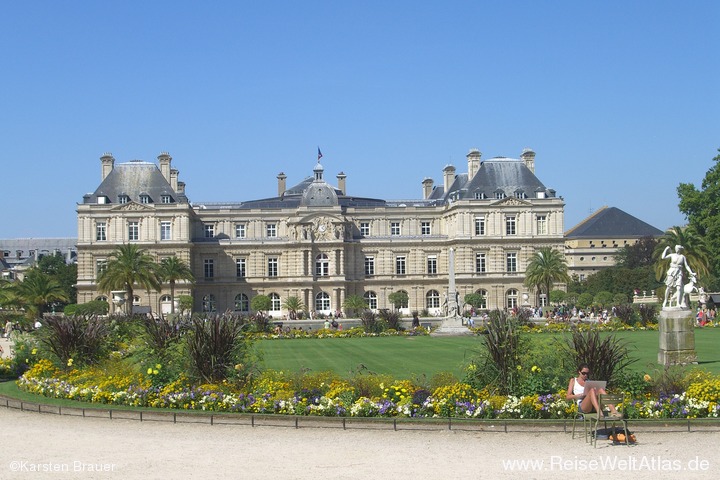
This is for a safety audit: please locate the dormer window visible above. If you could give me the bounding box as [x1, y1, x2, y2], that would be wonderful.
[495, 191, 506, 200]
[515, 191, 526, 199]
[474, 192, 487, 200]
[118, 195, 130, 204]
[139, 194, 151, 204]
[161, 195, 172, 204]
[97, 195, 109, 204]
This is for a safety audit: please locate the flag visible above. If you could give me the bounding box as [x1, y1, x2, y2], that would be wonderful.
[317, 147, 323, 161]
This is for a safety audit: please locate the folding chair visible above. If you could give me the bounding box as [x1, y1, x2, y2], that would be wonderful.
[571, 408, 599, 443]
[591, 393, 630, 448]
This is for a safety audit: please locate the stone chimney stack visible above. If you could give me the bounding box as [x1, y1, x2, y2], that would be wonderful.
[277, 172, 287, 196]
[521, 148, 536, 174]
[337, 172, 346, 195]
[170, 168, 179, 191]
[100, 153, 115, 181]
[177, 181, 186, 195]
[467, 148, 482, 180]
[158, 152, 172, 182]
[443, 165, 456, 194]
[422, 178, 434, 199]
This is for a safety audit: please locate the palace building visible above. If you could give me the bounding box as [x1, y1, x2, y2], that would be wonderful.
[75, 148, 565, 316]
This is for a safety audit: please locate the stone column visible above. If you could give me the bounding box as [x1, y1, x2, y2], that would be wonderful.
[658, 309, 698, 365]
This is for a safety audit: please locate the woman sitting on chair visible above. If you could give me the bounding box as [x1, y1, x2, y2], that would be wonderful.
[566, 364, 621, 419]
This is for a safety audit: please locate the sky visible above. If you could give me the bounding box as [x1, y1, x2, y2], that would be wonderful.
[1, 1, 718, 238]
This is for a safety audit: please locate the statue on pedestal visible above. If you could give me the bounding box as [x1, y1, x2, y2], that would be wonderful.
[662, 245, 695, 309]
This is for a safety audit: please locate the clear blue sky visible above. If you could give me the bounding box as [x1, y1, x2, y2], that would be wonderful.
[1, 1, 717, 238]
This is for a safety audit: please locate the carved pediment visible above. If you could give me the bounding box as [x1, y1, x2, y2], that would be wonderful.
[491, 197, 531, 207]
[111, 202, 153, 212]
[289, 213, 348, 242]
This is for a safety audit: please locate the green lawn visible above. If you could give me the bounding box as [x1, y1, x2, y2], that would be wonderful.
[257, 328, 720, 380]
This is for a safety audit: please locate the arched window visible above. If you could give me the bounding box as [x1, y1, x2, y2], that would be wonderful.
[95, 295, 108, 303]
[160, 295, 172, 302]
[426, 290, 440, 309]
[475, 289, 488, 309]
[315, 253, 329, 276]
[202, 294, 216, 312]
[363, 291, 378, 310]
[234, 293, 249, 312]
[506, 289, 518, 309]
[315, 292, 331, 311]
[133, 295, 140, 305]
[269, 293, 281, 311]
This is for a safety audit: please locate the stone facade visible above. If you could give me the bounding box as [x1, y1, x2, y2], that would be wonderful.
[76, 149, 565, 317]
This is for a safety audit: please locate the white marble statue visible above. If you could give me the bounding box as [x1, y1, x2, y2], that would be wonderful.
[662, 245, 695, 309]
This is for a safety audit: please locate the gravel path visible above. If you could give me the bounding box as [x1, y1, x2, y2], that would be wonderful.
[1, 407, 719, 479]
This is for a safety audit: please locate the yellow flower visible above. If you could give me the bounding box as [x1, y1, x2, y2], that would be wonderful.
[644, 374, 652, 382]
[152, 369, 159, 375]
[517, 365, 522, 370]
[155, 364, 162, 370]
[147, 368, 153, 375]
[67, 358, 74, 367]
[234, 364, 243, 370]
[31, 348, 37, 355]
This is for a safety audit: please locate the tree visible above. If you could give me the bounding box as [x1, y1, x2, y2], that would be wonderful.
[250, 294, 272, 315]
[343, 294, 368, 317]
[524, 247, 570, 303]
[37, 253, 77, 304]
[97, 244, 161, 314]
[388, 291, 409, 311]
[13, 270, 70, 320]
[282, 296, 305, 319]
[615, 236, 658, 269]
[464, 292, 485, 311]
[678, 149, 720, 284]
[157, 256, 195, 314]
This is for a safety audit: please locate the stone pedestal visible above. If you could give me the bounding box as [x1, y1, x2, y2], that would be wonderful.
[431, 315, 472, 336]
[658, 308, 697, 365]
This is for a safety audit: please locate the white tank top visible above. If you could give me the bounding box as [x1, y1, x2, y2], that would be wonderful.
[573, 377, 584, 405]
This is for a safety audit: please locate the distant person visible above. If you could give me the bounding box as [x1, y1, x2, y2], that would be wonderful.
[412, 312, 420, 328]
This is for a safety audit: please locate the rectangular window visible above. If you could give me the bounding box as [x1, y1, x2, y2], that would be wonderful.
[395, 256, 406, 275]
[390, 222, 401, 236]
[204, 259, 214, 279]
[475, 252, 486, 273]
[364, 256, 375, 276]
[266, 223, 277, 238]
[160, 222, 171, 241]
[505, 215, 516, 236]
[161, 195, 172, 204]
[537, 215, 548, 235]
[204, 224, 215, 238]
[128, 221, 139, 241]
[119, 195, 129, 204]
[360, 222, 370, 236]
[267, 257, 278, 277]
[96, 222, 106, 241]
[140, 195, 150, 204]
[475, 217, 485, 236]
[421, 221, 431, 236]
[235, 224, 246, 238]
[506, 252, 517, 273]
[427, 255, 437, 275]
[236, 258, 246, 278]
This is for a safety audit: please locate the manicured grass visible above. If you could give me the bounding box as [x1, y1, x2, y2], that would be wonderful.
[257, 328, 720, 379]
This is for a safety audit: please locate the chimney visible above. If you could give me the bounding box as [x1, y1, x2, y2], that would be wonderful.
[177, 181, 186, 195]
[467, 148, 482, 180]
[158, 152, 172, 182]
[443, 165, 456, 194]
[336, 172, 346, 195]
[277, 172, 287, 196]
[422, 178, 434, 199]
[100, 153, 115, 181]
[521, 148, 536, 174]
[170, 168, 179, 191]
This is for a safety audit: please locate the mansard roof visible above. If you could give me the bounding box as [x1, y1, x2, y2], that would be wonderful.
[565, 206, 664, 239]
[428, 157, 555, 201]
[83, 161, 188, 204]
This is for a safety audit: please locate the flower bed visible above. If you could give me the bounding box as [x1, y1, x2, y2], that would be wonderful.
[16, 359, 720, 420]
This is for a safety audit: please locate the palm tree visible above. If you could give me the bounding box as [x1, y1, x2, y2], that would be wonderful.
[97, 244, 161, 314]
[653, 226, 711, 282]
[157, 256, 195, 314]
[281, 296, 305, 319]
[524, 247, 570, 305]
[13, 270, 70, 320]
[342, 294, 368, 318]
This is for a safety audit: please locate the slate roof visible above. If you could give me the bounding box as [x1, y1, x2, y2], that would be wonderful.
[428, 157, 555, 200]
[565, 206, 664, 239]
[82, 161, 188, 205]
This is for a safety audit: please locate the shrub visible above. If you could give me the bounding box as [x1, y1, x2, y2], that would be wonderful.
[360, 310, 384, 334]
[38, 315, 109, 367]
[378, 309, 401, 331]
[637, 304, 658, 326]
[185, 313, 253, 383]
[560, 328, 635, 388]
[469, 310, 524, 394]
